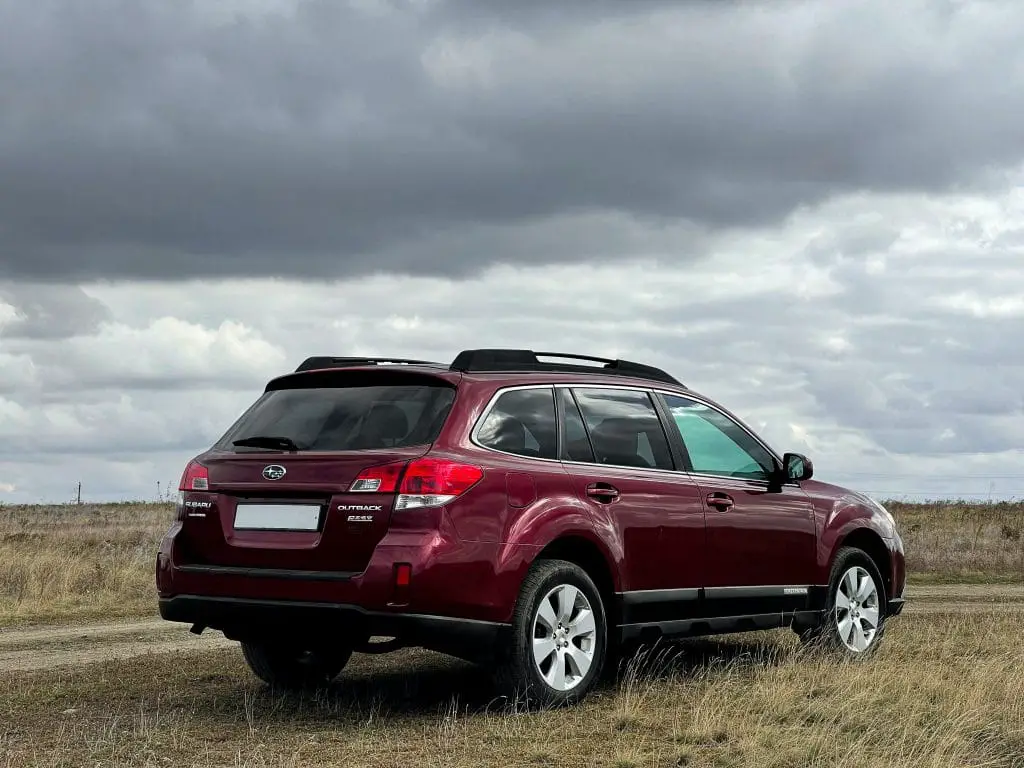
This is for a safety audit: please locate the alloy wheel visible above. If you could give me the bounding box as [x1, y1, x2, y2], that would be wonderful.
[531, 583, 598, 691]
[835, 566, 881, 652]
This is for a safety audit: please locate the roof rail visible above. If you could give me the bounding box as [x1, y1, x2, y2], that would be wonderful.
[295, 356, 442, 373]
[449, 349, 683, 386]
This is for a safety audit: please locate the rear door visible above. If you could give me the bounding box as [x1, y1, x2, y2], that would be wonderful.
[657, 393, 817, 610]
[178, 369, 456, 575]
[559, 386, 705, 595]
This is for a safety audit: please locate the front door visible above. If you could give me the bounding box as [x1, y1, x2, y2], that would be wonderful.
[658, 393, 817, 613]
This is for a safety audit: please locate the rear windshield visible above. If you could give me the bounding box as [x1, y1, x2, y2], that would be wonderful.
[215, 383, 456, 452]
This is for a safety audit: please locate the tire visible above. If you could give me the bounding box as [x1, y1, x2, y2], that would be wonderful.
[494, 559, 608, 708]
[798, 546, 887, 656]
[240, 641, 352, 690]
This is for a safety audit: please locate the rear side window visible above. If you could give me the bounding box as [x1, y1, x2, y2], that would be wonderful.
[215, 383, 456, 452]
[572, 388, 674, 470]
[477, 388, 557, 459]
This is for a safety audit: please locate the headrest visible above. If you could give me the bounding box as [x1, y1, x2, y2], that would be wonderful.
[488, 417, 528, 452]
[590, 417, 654, 467]
[590, 417, 647, 445]
[362, 403, 409, 440]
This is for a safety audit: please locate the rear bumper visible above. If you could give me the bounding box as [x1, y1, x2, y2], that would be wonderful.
[156, 518, 517, 624]
[159, 594, 508, 659]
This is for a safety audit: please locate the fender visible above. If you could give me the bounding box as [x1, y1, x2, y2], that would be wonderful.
[816, 494, 895, 580]
[490, 505, 621, 623]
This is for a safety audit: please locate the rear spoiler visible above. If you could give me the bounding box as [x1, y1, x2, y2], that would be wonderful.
[295, 356, 442, 372]
[268, 366, 458, 392]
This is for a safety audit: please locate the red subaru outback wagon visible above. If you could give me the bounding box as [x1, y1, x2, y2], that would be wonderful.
[157, 349, 906, 706]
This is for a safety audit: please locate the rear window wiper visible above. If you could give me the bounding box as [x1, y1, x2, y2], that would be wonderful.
[232, 436, 303, 452]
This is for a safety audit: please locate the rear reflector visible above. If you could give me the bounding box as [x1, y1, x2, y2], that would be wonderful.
[179, 460, 209, 491]
[394, 563, 412, 587]
[391, 562, 412, 605]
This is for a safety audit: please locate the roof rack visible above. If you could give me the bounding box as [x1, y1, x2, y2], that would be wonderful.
[295, 356, 442, 373]
[449, 349, 684, 386]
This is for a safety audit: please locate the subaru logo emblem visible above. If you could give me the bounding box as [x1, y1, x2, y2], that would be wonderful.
[262, 465, 286, 481]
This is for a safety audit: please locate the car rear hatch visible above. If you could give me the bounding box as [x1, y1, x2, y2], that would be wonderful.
[174, 367, 458, 576]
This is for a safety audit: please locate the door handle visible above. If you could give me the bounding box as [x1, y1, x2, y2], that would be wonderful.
[706, 492, 734, 511]
[586, 483, 620, 502]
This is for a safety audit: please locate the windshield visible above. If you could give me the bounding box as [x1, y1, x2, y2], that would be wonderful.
[214, 383, 456, 452]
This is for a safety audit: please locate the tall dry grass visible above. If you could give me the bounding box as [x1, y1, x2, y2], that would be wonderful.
[0, 499, 1020, 627]
[0, 502, 172, 626]
[890, 501, 1024, 582]
[1, 612, 1022, 767]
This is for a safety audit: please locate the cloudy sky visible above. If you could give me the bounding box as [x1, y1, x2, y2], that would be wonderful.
[2, 0, 1024, 504]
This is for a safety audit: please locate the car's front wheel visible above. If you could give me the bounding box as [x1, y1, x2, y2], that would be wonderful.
[495, 559, 608, 708]
[240, 641, 352, 690]
[798, 546, 886, 655]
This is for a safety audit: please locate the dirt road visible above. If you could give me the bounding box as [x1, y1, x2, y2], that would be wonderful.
[2, 583, 1020, 673]
[0, 617, 235, 672]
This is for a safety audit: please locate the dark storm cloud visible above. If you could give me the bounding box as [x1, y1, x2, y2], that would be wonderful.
[2, 0, 1024, 282]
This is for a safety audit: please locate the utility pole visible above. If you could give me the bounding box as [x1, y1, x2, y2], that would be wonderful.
[76, 482, 82, 504]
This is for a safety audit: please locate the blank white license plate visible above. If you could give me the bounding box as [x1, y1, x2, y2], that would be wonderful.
[233, 504, 322, 531]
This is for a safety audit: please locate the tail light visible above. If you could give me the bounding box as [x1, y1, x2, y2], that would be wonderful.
[179, 460, 209, 491]
[175, 460, 209, 521]
[349, 462, 404, 493]
[397, 458, 483, 510]
[349, 458, 483, 510]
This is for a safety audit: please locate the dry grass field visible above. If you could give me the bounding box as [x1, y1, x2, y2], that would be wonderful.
[0, 499, 1021, 627]
[0, 500, 1022, 766]
[0, 502, 169, 626]
[886, 501, 1024, 583]
[2, 612, 1022, 767]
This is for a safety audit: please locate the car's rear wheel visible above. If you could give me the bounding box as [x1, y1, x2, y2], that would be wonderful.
[495, 559, 607, 708]
[798, 546, 886, 656]
[240, 641, 352, 690]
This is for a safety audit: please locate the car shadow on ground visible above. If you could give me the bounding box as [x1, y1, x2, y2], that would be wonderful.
[236, 634, 793, 718]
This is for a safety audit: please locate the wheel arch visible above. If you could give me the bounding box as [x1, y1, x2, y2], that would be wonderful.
[535, 535, 620, 624]
[836, 527, 892, 600]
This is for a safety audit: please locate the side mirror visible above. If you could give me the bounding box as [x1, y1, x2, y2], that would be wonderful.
[782, 452, 814, 482]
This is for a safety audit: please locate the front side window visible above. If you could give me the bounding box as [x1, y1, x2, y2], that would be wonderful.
[571, 388, 674, 470]
[477, 388, 557, 459]
[662, 394, 774, 480]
